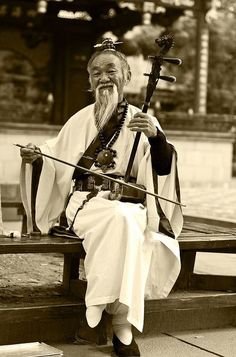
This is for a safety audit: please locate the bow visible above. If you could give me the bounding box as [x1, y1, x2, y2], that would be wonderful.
[15, 144, 185, 207]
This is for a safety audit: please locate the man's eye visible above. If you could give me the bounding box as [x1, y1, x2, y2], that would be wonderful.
[93, 72, 100, 77]
[108, 70, 116, 74]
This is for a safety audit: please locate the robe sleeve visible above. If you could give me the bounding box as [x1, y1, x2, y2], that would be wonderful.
[31, 157, 43, 232]
[148, 128, 173, 176]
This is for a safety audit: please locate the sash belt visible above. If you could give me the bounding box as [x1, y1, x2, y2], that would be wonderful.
[73, 174, 136, 192]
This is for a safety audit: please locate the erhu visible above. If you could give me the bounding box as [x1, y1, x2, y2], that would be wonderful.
[111, 34, 182, 202]
[125, 34, 181, 182]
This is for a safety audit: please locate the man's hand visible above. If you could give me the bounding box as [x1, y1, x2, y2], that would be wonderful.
[127, 112, 157, 138]
[20, 143, 41, 164]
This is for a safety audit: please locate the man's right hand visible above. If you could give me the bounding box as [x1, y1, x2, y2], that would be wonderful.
[20, 143, 41, 164]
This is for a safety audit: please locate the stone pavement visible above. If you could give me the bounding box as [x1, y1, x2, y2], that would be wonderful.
[53, 327, 236, 357]
[181, 179, 236, 276]
[181, 178, 236, 223]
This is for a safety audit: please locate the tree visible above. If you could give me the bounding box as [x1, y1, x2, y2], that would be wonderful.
[120, 2, 236, 114]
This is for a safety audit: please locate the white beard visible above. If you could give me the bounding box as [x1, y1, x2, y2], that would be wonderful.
[94, 84, 119, 131]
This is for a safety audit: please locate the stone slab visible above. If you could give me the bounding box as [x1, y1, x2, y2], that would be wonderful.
[173, 328, 236, 357]
[0, 342, 63, 357]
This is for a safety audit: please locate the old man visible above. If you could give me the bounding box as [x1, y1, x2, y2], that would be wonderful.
[20, 38, 183, 356]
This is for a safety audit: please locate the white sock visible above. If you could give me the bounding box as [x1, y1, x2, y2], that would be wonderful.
[113, 322, 133, 345]
[86, 304, 106, 328]
[107, 300, 133, 345]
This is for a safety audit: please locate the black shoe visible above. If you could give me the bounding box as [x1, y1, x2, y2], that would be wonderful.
[112, 334, 140, 356]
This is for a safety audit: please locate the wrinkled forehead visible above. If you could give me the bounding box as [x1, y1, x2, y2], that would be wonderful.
[88, 52, 123, 72]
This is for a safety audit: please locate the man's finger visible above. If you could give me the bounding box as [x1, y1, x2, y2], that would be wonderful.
[26, 143, 37, 149]
[20, 148, 35, 156]
[128, 119, 147, 125]
[128, 119, 149, 126]
[128, 122, 149, 128]
[133, 112, 148, 118]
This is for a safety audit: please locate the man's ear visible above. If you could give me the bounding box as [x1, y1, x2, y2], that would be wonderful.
[125, 70, 131, 85]
[88, 76, 94, 91]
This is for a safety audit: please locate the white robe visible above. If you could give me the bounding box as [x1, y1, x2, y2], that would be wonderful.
[20, 103, 183, 332]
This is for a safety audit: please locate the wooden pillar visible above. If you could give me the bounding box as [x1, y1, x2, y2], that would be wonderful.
[194, 0, 210, 114]
[51, 32, 67, 125]
[52, 30, 96, 125]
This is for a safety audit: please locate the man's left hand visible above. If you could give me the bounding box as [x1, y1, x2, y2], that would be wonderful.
[127, 112, 157, 138]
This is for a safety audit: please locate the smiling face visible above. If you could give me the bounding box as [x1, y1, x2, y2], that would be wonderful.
[88, 52, 130, 102]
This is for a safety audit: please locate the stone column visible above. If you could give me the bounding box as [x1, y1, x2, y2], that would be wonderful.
[194, 0, 210, 114]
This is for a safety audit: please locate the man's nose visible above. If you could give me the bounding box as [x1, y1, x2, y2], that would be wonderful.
[99, 72, 110, 83]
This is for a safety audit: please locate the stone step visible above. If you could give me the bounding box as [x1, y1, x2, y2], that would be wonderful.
[0, 287, 235, 345]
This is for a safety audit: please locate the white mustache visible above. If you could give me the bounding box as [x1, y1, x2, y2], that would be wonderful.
[97, 83, 114, 90]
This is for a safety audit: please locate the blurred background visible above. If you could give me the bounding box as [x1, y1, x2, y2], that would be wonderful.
[0, 0, 236, 227]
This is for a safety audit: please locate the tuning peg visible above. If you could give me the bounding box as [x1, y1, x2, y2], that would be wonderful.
[143, 73, 150, 76]
[159, 75, 176, 83]
[162, 57, 182, 65]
